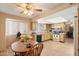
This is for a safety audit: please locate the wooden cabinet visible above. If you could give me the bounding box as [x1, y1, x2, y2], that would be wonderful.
[46, 24, 52, 30]
[32, 22, 36, 30]
[30, 22, 37, 30]
[59, 33, 66, 43]
[42, 32, 52, 41]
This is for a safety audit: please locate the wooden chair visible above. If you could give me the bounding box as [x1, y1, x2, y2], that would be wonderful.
[28, 43, 43, 56]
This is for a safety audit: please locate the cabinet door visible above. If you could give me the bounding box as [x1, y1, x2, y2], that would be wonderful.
[31, 22, 36, 30]
[60, 33, 65, 42]
[42, 34, 45, 41]
[42, 33, 52, 41]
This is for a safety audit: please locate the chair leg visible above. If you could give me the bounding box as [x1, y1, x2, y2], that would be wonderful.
[15, 52, 18, 56]
[20, 52, 26, 56]
[14, 52, 20, 56]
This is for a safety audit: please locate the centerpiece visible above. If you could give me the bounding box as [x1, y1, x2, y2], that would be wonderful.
[20, 34, 33, 48]
[21, 34, 32, 42]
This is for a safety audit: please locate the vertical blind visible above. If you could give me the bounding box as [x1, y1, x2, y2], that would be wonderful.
[6, 18, 28, 35]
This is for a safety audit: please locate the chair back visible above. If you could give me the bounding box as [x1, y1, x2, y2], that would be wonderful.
[32, 43, 43, 56]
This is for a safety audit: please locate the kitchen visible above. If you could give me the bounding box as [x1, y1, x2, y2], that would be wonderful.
[31, 17, 67, 43]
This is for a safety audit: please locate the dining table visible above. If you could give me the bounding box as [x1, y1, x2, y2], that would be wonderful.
[11, 40, 38, 56]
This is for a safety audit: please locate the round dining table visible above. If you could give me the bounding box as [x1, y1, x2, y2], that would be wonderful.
[11, 40, 38, 56]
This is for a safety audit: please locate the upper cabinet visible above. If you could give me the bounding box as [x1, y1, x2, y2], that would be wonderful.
[52, 22, 66, 32]
[46, 24, 52, 30]
[30, 22, 37, 31]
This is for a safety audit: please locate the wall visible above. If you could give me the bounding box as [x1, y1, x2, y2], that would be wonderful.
[0, 12, 30, 51]
[6, 35, 16, 48]
[0, 15, 6, 51]
[77, 5, 79, 55]
[74, 15, 78, 55]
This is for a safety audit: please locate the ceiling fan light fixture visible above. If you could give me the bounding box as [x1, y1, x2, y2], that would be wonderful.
[16, 3, 42, 16]
[24, 10, 28, 14]
[27, 11, 33, 16]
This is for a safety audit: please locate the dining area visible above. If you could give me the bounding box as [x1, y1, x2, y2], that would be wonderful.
[11, 34, 43, 56]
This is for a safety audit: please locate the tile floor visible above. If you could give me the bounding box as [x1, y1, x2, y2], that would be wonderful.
[0, 38, 74, 56]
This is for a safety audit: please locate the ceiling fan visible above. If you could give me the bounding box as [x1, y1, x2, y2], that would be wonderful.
[16, 3, 42, 15]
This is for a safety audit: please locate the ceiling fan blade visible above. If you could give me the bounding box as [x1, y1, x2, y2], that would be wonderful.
[69, 3, 77, 5]
[34, 9, 42, 12]
[20, 11, 24, 14]
[16, 4, 24, 9]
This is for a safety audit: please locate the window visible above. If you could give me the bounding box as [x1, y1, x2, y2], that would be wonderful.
[36, 23, 45, 32]
[19, 22, 26, 34]
[6, 18, 28, 35]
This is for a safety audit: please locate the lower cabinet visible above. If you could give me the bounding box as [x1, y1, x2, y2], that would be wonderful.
[42, 32, 52, 41]
[59, 33, 66, 43]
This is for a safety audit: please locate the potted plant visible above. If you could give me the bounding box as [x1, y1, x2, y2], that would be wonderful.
[24, 35, 29, 42]
[23, 35, 32, 42]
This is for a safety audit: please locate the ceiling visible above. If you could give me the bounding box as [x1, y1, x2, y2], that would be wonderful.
[37, 6, 77, 24]
[37, 17, 67, 24]
[0, 3, 61, 18]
